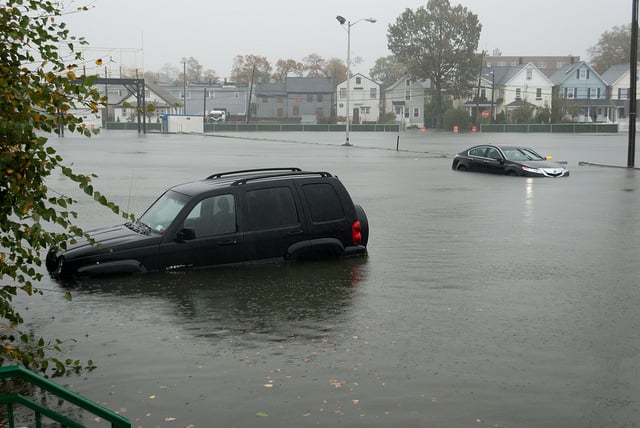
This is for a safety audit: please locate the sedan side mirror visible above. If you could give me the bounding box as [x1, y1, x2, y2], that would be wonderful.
[176, 227, 196, 242]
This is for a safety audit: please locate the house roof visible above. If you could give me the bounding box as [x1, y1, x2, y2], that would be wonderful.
[146, 82, 181, 105]
[384, 75, 431, 92]
[337, 73, 379, 87]
[548, 61, 604, 86]
[600, 63, 629, 86]
[286, 77, 333, 93]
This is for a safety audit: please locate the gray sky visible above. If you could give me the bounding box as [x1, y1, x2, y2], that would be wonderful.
[64, 0, 632, 80]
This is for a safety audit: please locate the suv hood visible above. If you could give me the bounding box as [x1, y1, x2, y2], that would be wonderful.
[61, 224, 161, 259]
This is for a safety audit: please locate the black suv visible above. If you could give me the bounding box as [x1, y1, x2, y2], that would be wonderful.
[46, 168, 369, 278]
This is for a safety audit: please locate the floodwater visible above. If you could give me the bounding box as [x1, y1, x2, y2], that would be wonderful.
[8, 130, 640, 427]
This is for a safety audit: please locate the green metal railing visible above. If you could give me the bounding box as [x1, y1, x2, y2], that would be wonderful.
[0, 365, 130, 428]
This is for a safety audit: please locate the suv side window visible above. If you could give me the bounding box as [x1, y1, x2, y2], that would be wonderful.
[184, 194, 236, 237]
[302, 183, 344, 222]
[246, 187, 299, 230]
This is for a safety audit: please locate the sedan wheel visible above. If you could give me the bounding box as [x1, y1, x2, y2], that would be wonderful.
[456, 164, 467, 171]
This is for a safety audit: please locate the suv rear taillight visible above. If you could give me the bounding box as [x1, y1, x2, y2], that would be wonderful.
[352, 220, 362, 246]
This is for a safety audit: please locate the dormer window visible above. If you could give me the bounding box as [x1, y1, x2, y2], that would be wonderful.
[355, 76, 361, 84]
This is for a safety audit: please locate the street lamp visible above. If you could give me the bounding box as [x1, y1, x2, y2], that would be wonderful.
[336, 15, 376, 146]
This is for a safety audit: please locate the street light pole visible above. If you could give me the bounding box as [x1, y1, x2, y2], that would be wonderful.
[336, 15, 376, 146]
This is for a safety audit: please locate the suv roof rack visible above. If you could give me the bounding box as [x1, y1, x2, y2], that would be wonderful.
[231, 170, 333, 186]
[206, 168, 301, 180]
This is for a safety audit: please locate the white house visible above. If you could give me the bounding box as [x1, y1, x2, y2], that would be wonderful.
[601, 63, 640, 123]
[384, 75, 430, 129]
[464, 62, 553, 121]
[336, 73, 381, 124]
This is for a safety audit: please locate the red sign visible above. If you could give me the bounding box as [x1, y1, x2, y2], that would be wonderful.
[481, 110, 490, 119]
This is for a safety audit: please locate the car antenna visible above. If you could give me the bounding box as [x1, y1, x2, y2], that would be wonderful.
[126, 169, 135, 213]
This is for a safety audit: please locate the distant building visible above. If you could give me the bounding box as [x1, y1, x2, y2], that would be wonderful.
[255, 77, 334, 123]
[157, 82, 250, 118]
[549, 61, 613, 122]
[461, 62, 553, 122]
[383, 75, 431, 129]
[336, 73, 381, 124]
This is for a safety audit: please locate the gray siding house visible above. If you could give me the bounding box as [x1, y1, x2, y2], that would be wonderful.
[549, 61, 613, 122]
[255, 77, 334, 122]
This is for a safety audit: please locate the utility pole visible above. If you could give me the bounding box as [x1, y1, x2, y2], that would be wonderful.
[628, 0, 638, 167]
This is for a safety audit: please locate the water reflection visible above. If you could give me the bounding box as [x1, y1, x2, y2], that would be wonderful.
[58, 259, 368, 344]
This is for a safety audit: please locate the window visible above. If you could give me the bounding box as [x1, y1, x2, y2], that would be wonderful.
[619, 88, 629, 99]
[339, 87, 347, 98]
[538, 61, 547, 69]
[316, 107, 324, 118]
[360, 106, 370, 115]
[526, 68, 532, 80]
[247, 187, 298, 230]
[184, 194, 236, 237]
[295, 95, 302, 102]
[355, 76, 362, 84]
[405, 90, 411, 101]
[293, 105, 299, 116]
[370, 88, 377, 99]
[556, 61, 565, 68]
[209, 91, 216, 99]
[302, 183, 344, 222]
[277, 97, 283, 103]
[234, 92, 239, 98]
[277, 108, 284, 117]
[144, 90, 151, 98]
[405, 79, 411, 86]
[317, 94, 323, 102]
[307, 94, 313, 102]
[596, 87, 601, 98]
[262, 97, 268, 103]
[480, 88, 486, 99]
[413, 107, 420, 118]
[536, 88, 542, 99]
[515, 88, 522, 100]
[566, 87, 576, 99]
[587, 88, 592, 99]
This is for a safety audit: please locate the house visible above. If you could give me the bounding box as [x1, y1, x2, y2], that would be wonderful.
[550, 61, 613, 122]
[336, 73, 381, 124]
[601, 63, 640, 122]
[463, 63, 553, 122]
[383, 75, 430, 129]
[255, 77, 334, 122]
[100, 81, 182, 124]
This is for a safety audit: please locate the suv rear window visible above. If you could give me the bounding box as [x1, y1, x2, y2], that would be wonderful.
[302, 183, 344, 222]
[247, 187, 299, 230]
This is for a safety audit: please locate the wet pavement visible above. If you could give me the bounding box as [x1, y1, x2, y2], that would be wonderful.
[12, 130, 640, 427]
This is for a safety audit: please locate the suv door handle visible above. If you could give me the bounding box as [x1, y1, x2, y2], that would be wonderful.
[217, 240, 239, 246]
[287, 230, 304, 236]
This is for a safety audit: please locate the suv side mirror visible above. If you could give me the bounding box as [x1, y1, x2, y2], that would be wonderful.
[176, 227, 196, 242]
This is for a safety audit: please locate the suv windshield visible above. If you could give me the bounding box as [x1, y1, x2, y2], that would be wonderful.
[138, 190, 189, 234]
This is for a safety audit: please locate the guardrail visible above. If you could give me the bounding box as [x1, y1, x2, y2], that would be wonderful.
[0, 365, 130, 428]
[480, 123, 619, 133]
